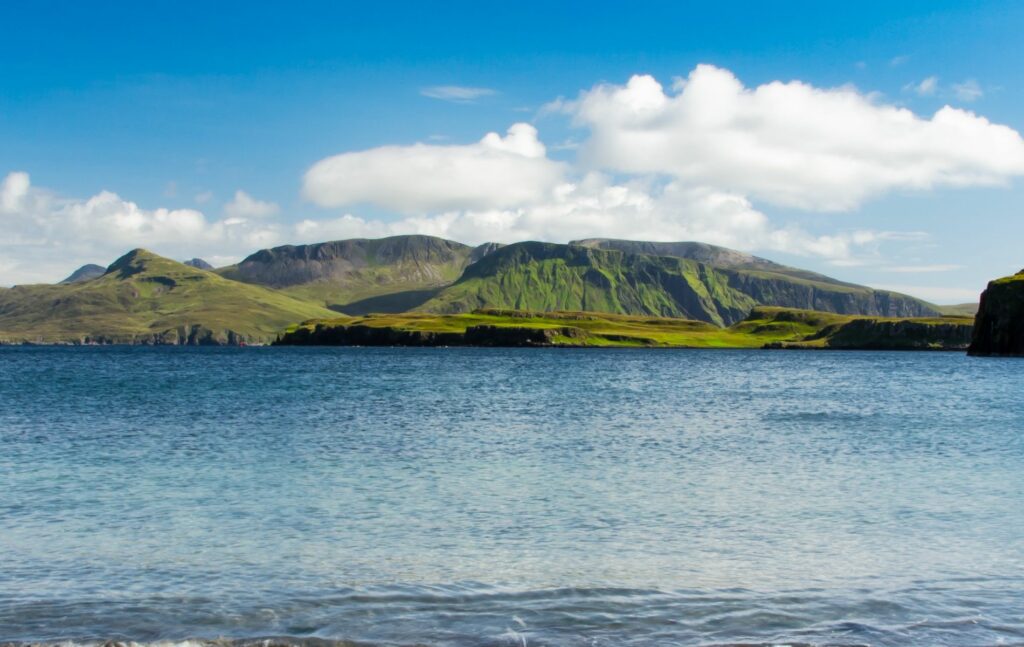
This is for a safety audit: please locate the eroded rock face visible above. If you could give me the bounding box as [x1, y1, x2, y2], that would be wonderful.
[969, 271, 1024, 356]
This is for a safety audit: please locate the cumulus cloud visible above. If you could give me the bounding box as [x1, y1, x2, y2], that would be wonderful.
[6, 66, 1021, 288]
[293, 172, 911, 266]
[420, 85, 497, 102]
[224, 189, 280, 219]
[557, 65, 1024, 211]
[302, 123, 566, 213]
[0, 172, 282, 285]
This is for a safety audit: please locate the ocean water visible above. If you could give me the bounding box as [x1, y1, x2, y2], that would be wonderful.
[1, 347, 1022, 647]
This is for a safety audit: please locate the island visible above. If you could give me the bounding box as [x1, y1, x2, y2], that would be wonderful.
[275, 307, 974, 350]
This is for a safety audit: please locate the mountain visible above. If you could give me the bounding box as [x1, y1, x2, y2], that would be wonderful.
[218, 235, 500, 313]
[968, 269, 1024, 356]
[184, 258, 214, 270]
[0, 236, 950, 343]
[59, 264, 106, 284]
[0, 249, 335, 344]
[419, 241, 940, 325]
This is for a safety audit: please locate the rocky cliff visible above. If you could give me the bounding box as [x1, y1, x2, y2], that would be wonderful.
[968, 270, 1024, 356]
[420, 241, 940, 325]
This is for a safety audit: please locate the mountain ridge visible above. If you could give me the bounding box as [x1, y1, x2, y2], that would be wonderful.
[217, 234, 501, 310]
[0, 235, 953, 344]
[418, 240, 940, 325]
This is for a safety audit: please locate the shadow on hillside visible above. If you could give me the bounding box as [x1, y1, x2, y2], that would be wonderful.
[330, 288, 444, 315]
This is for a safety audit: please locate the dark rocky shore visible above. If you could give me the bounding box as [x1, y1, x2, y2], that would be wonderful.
[969, 270, 1024, 356]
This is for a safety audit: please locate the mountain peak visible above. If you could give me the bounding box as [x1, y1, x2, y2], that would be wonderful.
[184, 258, 214, 270]
[59, 264, 106, 284]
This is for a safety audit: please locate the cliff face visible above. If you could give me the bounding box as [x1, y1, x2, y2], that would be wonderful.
[420, 241, 940, 325]
[968, 271, 1024, 356]
[819, 319, 973, 350]
[722, 271, 939, 318]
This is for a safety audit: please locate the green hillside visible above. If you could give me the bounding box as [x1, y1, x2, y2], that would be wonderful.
[571, 238, 856, 285]
[0, 249, 336, 344]
[278, 307, 973, 350]
[418, 241, 940, 325]
[937, 302, 978, 317]
[208, 235, 940, 324]
[217, 235, 500, 312]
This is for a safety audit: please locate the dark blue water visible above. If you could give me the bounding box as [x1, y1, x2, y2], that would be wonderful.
[1, 347, 1022, 646]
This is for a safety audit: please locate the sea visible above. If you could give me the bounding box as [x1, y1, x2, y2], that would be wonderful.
[1, 346, 1022, 647]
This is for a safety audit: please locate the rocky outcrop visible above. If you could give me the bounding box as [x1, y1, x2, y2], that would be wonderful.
[818, 319, 973, 350]
[968, 271, 1024, 356]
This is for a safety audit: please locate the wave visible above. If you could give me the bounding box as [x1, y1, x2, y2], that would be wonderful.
[3, 583, 1024, 647]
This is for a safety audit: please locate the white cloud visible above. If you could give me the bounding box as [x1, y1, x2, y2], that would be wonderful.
[952, 79, 983, 102]
[194, 190, 213, 204]
[0, 172, 282, 285]
[5, 67, 1021, 289]
[294, 172, 914, 266]
[905, 76, 939, 96]
[420, 86, 497, 102]
[558, 65, 1024, 211]
[224, 189, 280, 219]
[302, 123, 566, 213]
[890, 55, 911, 67]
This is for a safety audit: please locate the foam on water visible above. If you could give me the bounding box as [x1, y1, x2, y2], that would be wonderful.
[1, 347, 1023, 646]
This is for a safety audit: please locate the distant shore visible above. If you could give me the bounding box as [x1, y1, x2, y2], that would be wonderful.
[275, 307, 974, 351]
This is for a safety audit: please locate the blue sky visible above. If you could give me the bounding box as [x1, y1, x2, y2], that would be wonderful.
[2, 0, 1023, 303]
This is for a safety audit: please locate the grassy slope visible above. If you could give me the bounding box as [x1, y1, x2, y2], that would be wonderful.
[0, 249, 336, 344]
[937, 303, 979, 316]
[419, 242, 939, 324]
[282, 306, 974, 349]
[215, 236, 939, 322]
[421, 242, 756, 326]
[217, 235, 477, 311]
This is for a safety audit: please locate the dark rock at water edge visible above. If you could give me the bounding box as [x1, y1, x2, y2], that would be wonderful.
[968, 271, 1024, 356]
[275, 323, 589, 347]
[767, 318, 973, 350]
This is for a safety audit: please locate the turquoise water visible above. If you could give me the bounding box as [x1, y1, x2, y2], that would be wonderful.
[1, 347, 1022, 646]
